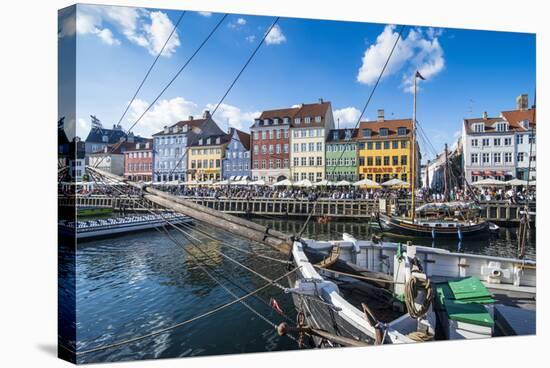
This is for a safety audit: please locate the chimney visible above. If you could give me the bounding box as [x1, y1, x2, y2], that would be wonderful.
[318, 98, 324, 104]
[482, 111, 488, 119]
[188, 115, 194, 121]
[164, 125, 169, 133]
[377, 109, 385, 122]
[516, 94, 528, 111]
[203, 110, 211, 119]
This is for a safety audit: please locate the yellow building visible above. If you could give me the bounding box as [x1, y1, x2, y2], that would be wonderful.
[356, 110, 420, 186]
[289, 100, 334, 182]
[187, 134, 230, 181]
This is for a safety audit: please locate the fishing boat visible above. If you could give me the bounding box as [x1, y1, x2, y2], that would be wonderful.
[284, 233, 535, 346]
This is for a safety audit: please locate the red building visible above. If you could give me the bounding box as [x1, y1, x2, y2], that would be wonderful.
[250, 107, 295, 183]
[124, 139, 153, 182]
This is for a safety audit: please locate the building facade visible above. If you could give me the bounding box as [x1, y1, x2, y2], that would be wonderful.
[123, 139, 153, 182]
[222, 128, 251, 180]
[289, 100, 334, 182]
[188, 134, 231, 182]
[250, 107, 294, 183]
[325, 128, 359, 181]
[462, 94, 536, 184]
[88, 142, 133, 176]
[152, 111, 225, 182]
[357, 110, 419, 185]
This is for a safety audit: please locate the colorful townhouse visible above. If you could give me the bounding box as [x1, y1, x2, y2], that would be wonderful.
[152, 111, 225, 182]
[462, 94, 536, 184]
[250, 107, 293, 183]
[325, 128, 359, 182]
[187, 133, 231, 182]
[222, 128, 251, 180]
[289, 99, 334, 182]
[123, 139, 153, 182]
[356, 109, 420, 186]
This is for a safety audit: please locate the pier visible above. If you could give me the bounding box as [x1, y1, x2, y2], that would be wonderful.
[61, 195, 535, 226]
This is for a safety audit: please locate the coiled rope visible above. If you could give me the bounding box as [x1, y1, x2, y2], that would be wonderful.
[404, 274, 433, 319]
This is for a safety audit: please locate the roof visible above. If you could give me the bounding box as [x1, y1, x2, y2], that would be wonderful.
[464, 108, 536, 134]
[252, 100, 332, 129]
[123, 139, 153, 152]
[152, 118, 208, 137]
[90, 141, 138, 155]
[326, 128, 358, 143]
[357, 118, 413, 139]
[232, 128, 251, 151]
[85, 126, 127, 144]
[189, 133, 231, 148]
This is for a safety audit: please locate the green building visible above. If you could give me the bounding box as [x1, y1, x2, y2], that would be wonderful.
[325, 128, 359, 181]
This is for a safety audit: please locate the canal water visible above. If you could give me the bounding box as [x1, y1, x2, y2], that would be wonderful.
[64, 218, 535, 363]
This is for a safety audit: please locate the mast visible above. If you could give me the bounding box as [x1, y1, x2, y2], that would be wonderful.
[411, 73, 418, 222]
[444, 143, 449, 201]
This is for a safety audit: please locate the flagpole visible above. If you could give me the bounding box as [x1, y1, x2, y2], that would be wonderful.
[411, 73, 417, 223]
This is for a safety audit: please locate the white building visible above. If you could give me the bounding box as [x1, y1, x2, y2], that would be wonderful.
[462, 94, 536, 184]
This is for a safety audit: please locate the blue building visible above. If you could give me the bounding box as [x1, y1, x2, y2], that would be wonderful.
[152, 111, 225, 182]
[222, 128, 251, 180]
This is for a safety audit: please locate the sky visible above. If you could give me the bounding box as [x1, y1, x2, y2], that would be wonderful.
[58, 4, 536, 161]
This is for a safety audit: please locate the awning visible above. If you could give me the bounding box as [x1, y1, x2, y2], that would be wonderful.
[495, 170, 504, 176]
[472, 171, 481, 176]
[484, 170, 494, 175]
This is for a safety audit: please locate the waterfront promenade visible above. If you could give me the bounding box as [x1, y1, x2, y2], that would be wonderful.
[61, 195, 536, 225]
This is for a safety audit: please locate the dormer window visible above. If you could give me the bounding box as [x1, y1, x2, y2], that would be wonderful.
[198, 138, 203, 145]
[397, 127, 407, 136]
[255, 119, 261, 126]
[273, 118, 279, 125]
[294, 117, 301, 125]
[102, 135, 109, 143]
[379, 128, 389, 136]
[473, 123, 485, 133]
[263, 119, 269, 125]
[344, 130, 352, 140]
[521, 120, 530, 129]
[206, 138, 211, 145]
[495, 122, 508, 132]
[145, 143, 150, 149]
[304, 117, 311, 124]
[215, 137, 220, 144]
[283, 117, 289, 124]
[332, 131, 339, 140]
[315, 116, 321, 123]
[362, 129, 371, 138]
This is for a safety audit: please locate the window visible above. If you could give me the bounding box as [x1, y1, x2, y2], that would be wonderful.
[315, 116, 321, 123]
[261, 160, 266, 169]
[375, 156, 382, 166]
[301, 157, 307, 166]
[293, 143, 299, 152]
[400, 155, 407, 165]
[504, 152, 512, 163]
[293, 130, 299, 138]
[496, 122, 508, 132]
[379, 128, 389, 136]
[375, 142, 381, 150]
[517, 152, 524, 162]
[261, 131, 266, 139]
[275, 159, 281, 168]
[317, 157, 323, 166]
[382, 156, 389, 165]
[359, 157, 365, 166]
[392, 141, 398, 149]
[516, 135, 524, 145]
[269, 130, 274, 139]
[482, 138, 490, 147]
[494, 138, 501, 146]
[367, 142, 373, 150]
[268, 145, 274, 154]
[474, 123, 485, 133]
[397, 127, 407, 136]
[301, 143, 307, 152]
[294, 118, 301, 125]
[392, 156, 398, 165]
[530, 155, 536, 162]
[482, 153, 490, 164]
[401, 140, 407, 149]
[273, 118, 279, 125]
[493, 152, 501, 164]
[471, 153, 478, 164]
[504, 137, 512, 146]
[284, 144, 289, 153]
[309, 142, 315, 152]
[309, 157, 315, 166]
[284, 130, 289, 139]
[401, 173, 407, 182]
[276, 130, 281, 139]
[293, 157, 299, 167]
[261, 145, 267, 153]
[529, 133, 535, 144]
[269, 160, 274, 169]
[316, 142, 323, 152]
[362, 129, 371, 138]
[383, 141, 390, 149]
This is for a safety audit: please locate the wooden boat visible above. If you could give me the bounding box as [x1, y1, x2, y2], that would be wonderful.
[377, 213, 499, 238]
[287, 234, 535, 346]
[77, 206, 113, 217]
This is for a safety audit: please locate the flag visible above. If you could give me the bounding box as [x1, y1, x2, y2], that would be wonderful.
[415, 71, 426, 80]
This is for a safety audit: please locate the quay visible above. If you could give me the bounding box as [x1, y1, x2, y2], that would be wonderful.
[60, 195, 535, 226]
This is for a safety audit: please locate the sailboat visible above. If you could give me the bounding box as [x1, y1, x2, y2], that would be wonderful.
[376, 72, 498, 239]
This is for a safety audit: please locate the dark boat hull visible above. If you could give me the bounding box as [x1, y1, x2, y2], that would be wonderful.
[377, 214, 492, 238]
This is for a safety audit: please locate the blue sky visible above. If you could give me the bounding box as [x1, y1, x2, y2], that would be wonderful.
[58, 4, 535, 161]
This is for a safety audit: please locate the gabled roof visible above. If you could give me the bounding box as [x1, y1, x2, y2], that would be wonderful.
[326, 128, 358, 143]
[152, 118, 208, 137]
[85, 126, 127, 144]
[123, 139, 154, 152]
[90, 141, 137, 155]
[357, 118, 413, 139]
[189, 133, 231, 148]
[232, 128, 251, 151]
[252, 100, 332, 129]
[464, 108, 536, 133]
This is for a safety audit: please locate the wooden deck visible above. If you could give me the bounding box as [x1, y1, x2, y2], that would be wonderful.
[60, 195, 535, 225]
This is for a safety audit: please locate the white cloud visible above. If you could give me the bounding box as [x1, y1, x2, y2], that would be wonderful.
[77, 118, 91, 137]
[74, 5, 180, 56]
[357, 25, 445, 92]
[126, 97, 198, 136]
[198, 11, 212, 17]
[58, 7, 76, 38]
[124, 97, 259, 136]
[265, 24, 286, 45]
[237, 18, 246, 25]
[229, 17, 247, 29]
[204, 103, 260, 131]
[245, 35, 256, 43]
[333, 107, 362, 128]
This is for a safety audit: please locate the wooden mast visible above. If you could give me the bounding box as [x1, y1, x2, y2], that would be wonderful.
[411, 73, 417, 223]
